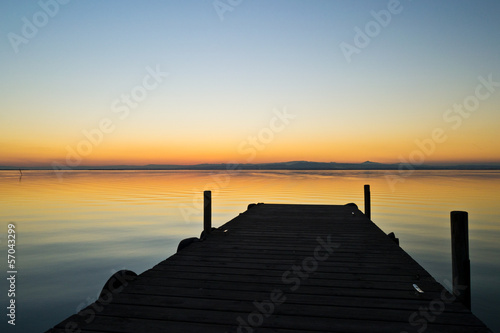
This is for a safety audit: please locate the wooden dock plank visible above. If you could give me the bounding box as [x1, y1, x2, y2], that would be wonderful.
[120, 284, 467, 312]
[46, 203, 492, 333]
[87, 293, 481, 326]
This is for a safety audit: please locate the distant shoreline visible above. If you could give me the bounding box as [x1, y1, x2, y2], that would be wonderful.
[2, 161, 500, 171]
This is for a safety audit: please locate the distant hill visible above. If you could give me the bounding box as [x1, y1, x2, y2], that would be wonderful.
[1, 161, 500, 170]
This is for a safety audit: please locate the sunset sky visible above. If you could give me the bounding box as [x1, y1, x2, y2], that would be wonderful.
[1, 0, 499, 167]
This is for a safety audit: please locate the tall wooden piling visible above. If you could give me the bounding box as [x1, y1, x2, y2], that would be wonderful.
[204, 190, 212, 236]
[451, 210, 471, 309]
[364, 184, 371, 220]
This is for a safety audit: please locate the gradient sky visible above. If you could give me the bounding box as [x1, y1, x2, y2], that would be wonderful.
[1, 0, 499, 167]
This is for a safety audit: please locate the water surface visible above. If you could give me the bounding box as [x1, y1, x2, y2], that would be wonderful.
[0, 170, 499, 332]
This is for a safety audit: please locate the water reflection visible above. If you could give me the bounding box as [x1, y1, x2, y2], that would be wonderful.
[0, 170, 499, 332]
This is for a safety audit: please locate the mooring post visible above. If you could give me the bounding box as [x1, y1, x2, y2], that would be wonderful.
[364, 184, 371, 220]
[451, 211, 471, 309]
[204, 190, 212, 236]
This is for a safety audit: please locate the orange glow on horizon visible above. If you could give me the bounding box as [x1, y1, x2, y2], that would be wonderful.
[1, 129, 499, 167]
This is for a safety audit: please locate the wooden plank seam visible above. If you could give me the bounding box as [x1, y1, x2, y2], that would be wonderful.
[235, 234, 341, 332]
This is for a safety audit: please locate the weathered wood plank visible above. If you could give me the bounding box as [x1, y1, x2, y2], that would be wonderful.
[96, 293, 481, 325]
[120, 283, 467, 311]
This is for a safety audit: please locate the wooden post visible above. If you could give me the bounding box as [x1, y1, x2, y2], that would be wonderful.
[204, 191, 212, 236]
[451, 211, 471, 309]
[364, 184, 371, 220]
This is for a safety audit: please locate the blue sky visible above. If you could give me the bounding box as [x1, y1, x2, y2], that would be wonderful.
[1, 0, 499, 166]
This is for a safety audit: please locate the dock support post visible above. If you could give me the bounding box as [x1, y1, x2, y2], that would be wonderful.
[364, 184, 371, 220]
[451, 211, 471, 309]
[204, 191, 212, 236]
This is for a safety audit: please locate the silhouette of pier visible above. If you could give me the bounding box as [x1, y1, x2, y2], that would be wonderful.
[47, 201, 491, 332]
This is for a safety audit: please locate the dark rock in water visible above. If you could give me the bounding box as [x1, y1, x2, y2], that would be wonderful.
[388, 232, 400, 246]
[99, 270, 137, 301]
[177, 237, 200, 252]
[345, 203, 358, 209]
[200, 228, 217, 239]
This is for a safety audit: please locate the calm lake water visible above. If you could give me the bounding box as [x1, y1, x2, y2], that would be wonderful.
[1, 170, 499, 332]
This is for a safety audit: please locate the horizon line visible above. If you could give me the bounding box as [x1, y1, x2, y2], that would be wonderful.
[2, 160, 500, 170]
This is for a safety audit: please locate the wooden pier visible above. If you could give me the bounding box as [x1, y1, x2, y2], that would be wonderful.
[47, 202, 491, 333]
